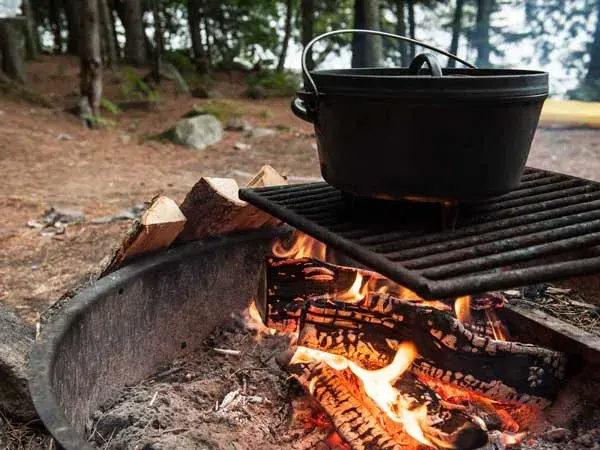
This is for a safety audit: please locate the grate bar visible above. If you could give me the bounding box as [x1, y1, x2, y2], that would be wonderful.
[239, 167, 600, 298]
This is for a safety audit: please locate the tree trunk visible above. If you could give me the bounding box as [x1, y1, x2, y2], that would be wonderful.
[301, 0, 314, 71]
[151, 0, 164, 82]
[585, 0, 600, 87]
[123, 0, 146, 66]
[473, 0, 493, 68]
[99, 0, 117, 67]
[203, 14, 212, 67]
[80, 0, 103, 125]
[187, 0, 203, 59]
[407, 0, 415, 61]
[447, 0, 465, 68]
[277, 0, 293, 72]
[395, 0, 409, 66]
[49, 0, 62, 53]
[21, 0, 39, 60]
[0, 20, 27, 84]
[363, 0, 381, 67]
[63, 0, 81, 55]
[351, 0, 365, 68]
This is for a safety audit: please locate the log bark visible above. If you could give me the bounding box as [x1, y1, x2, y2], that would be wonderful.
[176, 165, 285, 243]
[291, 360, 488, 450]
[99, 196, 187, 277]
[264, 258, 567, 407]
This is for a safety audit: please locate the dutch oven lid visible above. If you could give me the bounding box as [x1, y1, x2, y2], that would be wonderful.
[300, 30, 548, 100]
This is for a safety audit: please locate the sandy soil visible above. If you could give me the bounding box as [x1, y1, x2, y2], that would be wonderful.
[2, 55, 600, 324]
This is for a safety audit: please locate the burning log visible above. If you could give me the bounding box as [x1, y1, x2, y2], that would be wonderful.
[291, 354, 489, 449]
[262, 257, 567, 407]
[297, 294, 566, 407]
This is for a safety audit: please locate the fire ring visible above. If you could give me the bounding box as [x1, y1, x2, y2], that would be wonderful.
[28, 229, 285, 450]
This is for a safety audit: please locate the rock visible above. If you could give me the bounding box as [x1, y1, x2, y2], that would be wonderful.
[234, 142, 251, 151]
[173, 115, 223, 150]
[0, 303, 37, 421]
[190, 86, 210, 98]
[248, 127, 276, 139]
[207, 90, 224, 98]
[225, 117, 252, 132]
[56, 133, 73, 141]
[244, 85, 266, 100]
[158, 61, 190, 94]
[119, 134, 132, 144]
[542, 427, 570, 442]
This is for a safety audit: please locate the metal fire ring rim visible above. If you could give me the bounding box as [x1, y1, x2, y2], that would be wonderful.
[28, 228, 289, 450]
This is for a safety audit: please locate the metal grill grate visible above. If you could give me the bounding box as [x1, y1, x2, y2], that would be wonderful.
[239, 168, 600, 298]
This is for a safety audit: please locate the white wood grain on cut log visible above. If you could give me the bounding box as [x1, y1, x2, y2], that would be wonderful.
[99, 195, 186, 276]
[176, 165, 286, 243]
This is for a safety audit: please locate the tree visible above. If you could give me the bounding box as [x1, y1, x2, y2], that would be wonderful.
[80, 0, 102, 124]
[352, 0, 382, 68]
[123, 0, 146, 66]
[277, 0, 294, 72]
[394, 0, 409, 66]
[0, 19, 27, 84]
[407, 0, 415, 60]
[150, 0, 164, 80]
[63, 0, 81, 55]
[584, 0, 600, 90]
[48, 0, 62, 53]
[301, 0, 314, 70]
[473, 0, 493, 67]
[447, 0, 464, 68]
[21, 0, 39, 60]
[99, 0, 117, 67]
[187, 0, 204, 60]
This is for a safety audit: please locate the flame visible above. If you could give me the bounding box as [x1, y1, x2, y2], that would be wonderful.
[338, 273, 369, 302]
[291, 343, 434, 447]
[272, 232, 327, 260]
[245, 300, 276, 337]
[486, 309, 508, 342]
[454, 295, 472, 323]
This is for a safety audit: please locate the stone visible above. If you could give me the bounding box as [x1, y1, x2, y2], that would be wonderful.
[248, 127, 276, 139]
[244, 85, 266, 100]
[225, 117, 252, 132]
[0, 303, 37, 420]
[234, 142, 251, 151]
[174, 115, 223, 150]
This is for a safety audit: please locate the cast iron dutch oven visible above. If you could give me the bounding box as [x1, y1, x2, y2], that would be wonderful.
[291, 29, 549, 203]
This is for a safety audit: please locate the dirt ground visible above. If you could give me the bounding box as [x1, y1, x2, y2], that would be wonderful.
[2, 55, 600, 324]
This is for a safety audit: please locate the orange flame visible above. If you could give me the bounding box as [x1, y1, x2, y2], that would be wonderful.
[291, 343, 434, 447]
[245, 300, 276, 337]
[454, 295, 472, 323]
[338, 273, 370, 303]
[272, 232, 327, 260]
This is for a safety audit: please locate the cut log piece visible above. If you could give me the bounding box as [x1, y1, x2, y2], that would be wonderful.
[99, 195, 186, 276]
[176, 165, 285, 243]
[246, 164, 287, 187]
[291, 361, 489, 450]
[297, 293, 566, 407]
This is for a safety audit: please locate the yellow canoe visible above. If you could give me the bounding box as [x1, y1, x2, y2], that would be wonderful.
[540, 99, 600, 127]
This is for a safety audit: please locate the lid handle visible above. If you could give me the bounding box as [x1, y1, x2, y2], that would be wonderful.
[408, 53, 443, 77]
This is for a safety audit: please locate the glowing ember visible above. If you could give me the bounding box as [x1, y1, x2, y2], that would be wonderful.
[454, 295, 472, 323]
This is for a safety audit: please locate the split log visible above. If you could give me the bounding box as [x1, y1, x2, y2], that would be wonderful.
[297, 293, 566, 407]
[291, 361, 488, 450]
[176, 165, 285, 243]
[99, 195, 187, 276]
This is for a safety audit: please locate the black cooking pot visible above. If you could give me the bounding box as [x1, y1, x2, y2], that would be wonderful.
[291, 29, 549, 203]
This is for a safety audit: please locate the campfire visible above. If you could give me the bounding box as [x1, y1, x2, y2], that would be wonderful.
[253, 232, 567, 450]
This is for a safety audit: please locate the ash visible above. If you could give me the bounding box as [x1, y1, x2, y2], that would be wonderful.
[87, 312, 331, 450]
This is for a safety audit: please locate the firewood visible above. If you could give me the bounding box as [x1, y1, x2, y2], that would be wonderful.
[296, 293, 566, 407]
[176, 165, 285, 243]
[99, 195, 186, 276]
[263, 257, 566, 406]
[291, 360, 488, 450]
